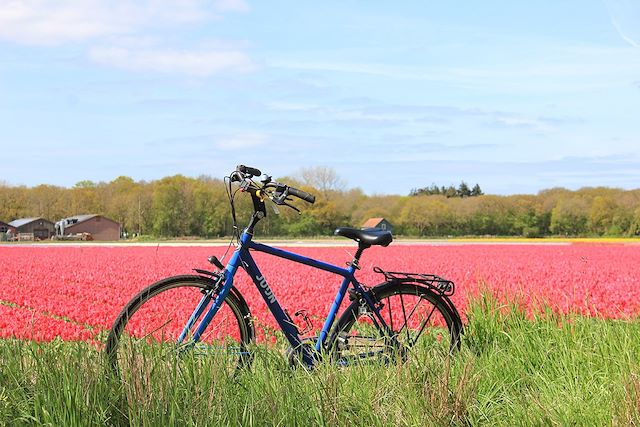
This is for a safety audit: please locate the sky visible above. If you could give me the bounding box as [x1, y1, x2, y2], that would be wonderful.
[0, 0, 639, 195]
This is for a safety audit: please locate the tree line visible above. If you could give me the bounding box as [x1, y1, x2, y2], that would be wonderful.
[410, 181, 483, 198]
[1, 169, 639, 238]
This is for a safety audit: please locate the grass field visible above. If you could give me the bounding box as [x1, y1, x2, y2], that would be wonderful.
[2, 295, 640, 426]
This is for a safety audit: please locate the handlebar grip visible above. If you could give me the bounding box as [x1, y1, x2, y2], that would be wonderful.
[288, 186, 316, 204]
[237, 165, 261, 177]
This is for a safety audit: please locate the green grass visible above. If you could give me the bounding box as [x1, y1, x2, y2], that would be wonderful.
[2, 296, 640, 426]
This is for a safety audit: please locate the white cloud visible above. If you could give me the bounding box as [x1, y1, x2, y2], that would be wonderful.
[605, 0, 640, 47]
[216, 133, 267, 150]
[0, 0, 255, 76]
[88, 46, 254, 76]
[0, 0, 247, 45]
[0, 0, 126, 44]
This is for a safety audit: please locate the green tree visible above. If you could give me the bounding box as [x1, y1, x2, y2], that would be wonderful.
[399, 195, 452, 236]
[588, 195, 617, 235]
[28, 184, 68, 221]
[284, 212, 320, 236]
[191, 178, 228, 237]
[0, 185, 28, 221]
[457, 181, 471, 197]
[152, 175, 195, 236]
[71, 180, 102, 214]
[628, 207, 640, 236]
[471, 184, 483, 197]
[509, 195, 545, 237]
[550, 197, 589, 236]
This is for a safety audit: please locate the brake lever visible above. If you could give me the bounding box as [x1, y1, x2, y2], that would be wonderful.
[281, 200, 301, 213]
[272, 184, 289, 204]
[269, 183, 301, 213]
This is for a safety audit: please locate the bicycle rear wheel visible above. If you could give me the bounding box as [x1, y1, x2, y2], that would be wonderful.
[329, 282, 461, 365]
[105, 275, 254, 403]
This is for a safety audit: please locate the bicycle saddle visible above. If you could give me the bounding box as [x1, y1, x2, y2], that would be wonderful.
[334, 227, 393, 247]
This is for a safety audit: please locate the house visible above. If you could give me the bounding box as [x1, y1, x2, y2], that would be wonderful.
[0, 221, 17, 241]
[0, 221, 16, 234]
[8, 217, 55, 240]
[361, 217, 393, 233]
[56, 214, 121, 241]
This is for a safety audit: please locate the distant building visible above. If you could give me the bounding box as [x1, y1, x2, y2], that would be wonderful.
[361, 217, 393, 233]
[8, 217, 55, 240]
[0, 221, 16, 234]
[0, 221, 17, 241]
[56, 214, 121, 241]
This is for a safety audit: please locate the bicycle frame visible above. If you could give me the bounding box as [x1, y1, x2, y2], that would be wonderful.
[179, 228, 392, 367]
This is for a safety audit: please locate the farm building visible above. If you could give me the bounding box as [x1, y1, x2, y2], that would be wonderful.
[56, 214, 121, 241]
[8, 217, 55, 240]
[0, 221, 16, 234]
[361, 217, 393, 233]
[0, 221, 17, 241]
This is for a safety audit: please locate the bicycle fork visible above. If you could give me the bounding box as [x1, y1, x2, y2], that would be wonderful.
[176, 248, 243, 346]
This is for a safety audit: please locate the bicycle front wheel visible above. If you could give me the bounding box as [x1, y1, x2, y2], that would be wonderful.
[329, 282, 461, 365]
[105, 275, 254, 403]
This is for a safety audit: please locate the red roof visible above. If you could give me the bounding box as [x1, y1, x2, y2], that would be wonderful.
[361, 217, 386, 228]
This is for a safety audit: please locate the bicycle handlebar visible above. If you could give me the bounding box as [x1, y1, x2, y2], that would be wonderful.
[232, 165, 316, 205]
[287, 186, 316, 204]
[237, 164, 261, 177]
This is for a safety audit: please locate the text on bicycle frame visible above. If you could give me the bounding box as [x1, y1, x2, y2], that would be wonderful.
[255, 274, 277, 304]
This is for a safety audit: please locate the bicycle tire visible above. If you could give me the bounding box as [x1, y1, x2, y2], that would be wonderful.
[328, 282, 462, 365]
[105, 275, 254, 399]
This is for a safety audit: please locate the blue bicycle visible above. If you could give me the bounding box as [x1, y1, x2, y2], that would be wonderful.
[105, 165, 462, 388]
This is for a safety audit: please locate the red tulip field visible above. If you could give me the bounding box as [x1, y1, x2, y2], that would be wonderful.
[1, 243, 639, 342]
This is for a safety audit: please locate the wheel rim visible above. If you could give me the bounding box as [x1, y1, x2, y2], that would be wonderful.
[336, 286, 456, 365]
[110, 281, 249, 404]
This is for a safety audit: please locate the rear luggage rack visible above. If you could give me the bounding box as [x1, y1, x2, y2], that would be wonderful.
[373, 266, 455, 296]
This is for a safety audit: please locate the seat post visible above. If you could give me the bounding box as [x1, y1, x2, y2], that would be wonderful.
[350, 243, 369, 270]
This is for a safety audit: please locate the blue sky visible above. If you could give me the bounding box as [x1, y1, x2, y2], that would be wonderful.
[1, 0, 639, 195]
